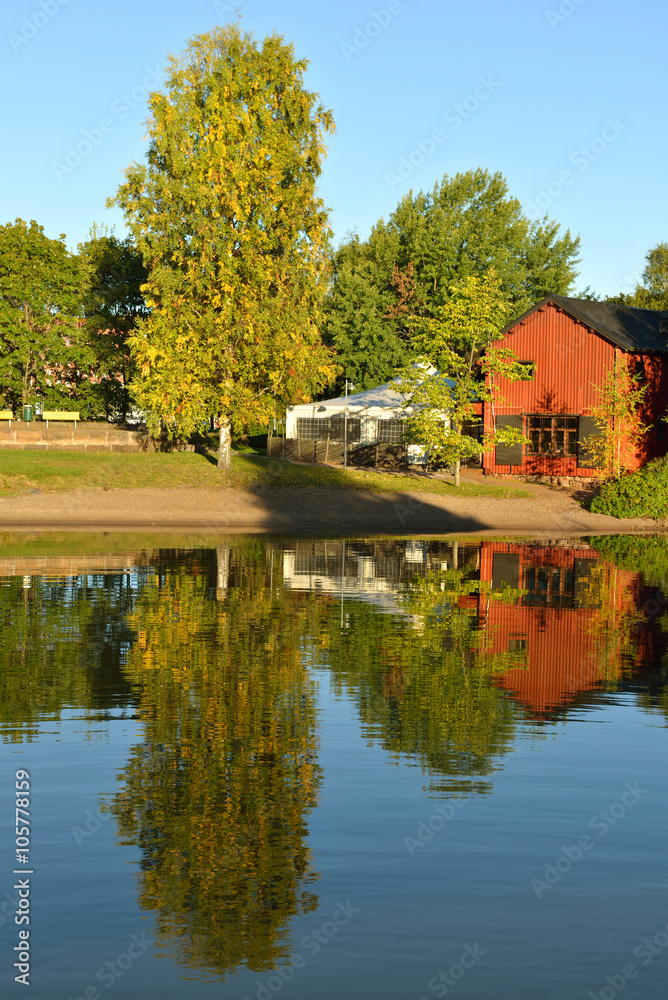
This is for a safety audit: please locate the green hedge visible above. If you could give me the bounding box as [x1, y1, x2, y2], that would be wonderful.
[590, 457, 668, 519]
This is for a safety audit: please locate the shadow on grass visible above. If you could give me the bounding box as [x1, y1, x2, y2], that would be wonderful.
[0, 452, 510, 534]
[220, 456, 492, 534]
[197, 449, 271, 468]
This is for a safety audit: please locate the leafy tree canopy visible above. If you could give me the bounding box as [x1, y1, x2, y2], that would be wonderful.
[631, 242, 668, 310]
[113, 547, 322, 975]
[641, 242, 668, 303]
[109, 22, 338, 468]
[607, 242, 668, 310]
[398, 271, 534, 483]
[324, 169, 580, 390]
[0, 218, 88, 410]
[78, 226, 149, 421]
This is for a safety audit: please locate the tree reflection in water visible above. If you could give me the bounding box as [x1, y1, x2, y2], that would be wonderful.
[2, 536, 662, 980]
[318, 545, 523, 797]
[104, 537, 668, 976]
[112, 546, 322, 976]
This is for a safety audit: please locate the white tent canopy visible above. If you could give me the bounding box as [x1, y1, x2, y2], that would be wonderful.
[307, 378, 415, 410]
[285, 366, 452, 464]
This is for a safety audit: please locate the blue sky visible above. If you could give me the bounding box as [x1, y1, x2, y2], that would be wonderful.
[1, 0, 666, 296]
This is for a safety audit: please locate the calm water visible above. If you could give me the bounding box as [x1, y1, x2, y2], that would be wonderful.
[1, 534, 667, 1000]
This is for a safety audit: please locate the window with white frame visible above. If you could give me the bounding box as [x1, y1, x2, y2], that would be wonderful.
[295, 416, 361, 443]
[377, 418, 404, 444]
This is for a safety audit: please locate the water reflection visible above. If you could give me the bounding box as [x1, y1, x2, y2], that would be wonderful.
[1, 533, 667, 988]
[0, 572, 139, 738]
[110, 547, 322, 977]
[312, 540, 520, 796]
[480, 541, 641, 717]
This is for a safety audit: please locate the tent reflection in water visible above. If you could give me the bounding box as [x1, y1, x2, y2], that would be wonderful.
[277, 365, 453, 468]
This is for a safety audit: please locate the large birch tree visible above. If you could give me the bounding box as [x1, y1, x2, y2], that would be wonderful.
[109, 23, 337, 468]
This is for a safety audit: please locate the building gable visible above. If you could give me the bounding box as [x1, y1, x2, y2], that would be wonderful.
[502, 296, 668, 354]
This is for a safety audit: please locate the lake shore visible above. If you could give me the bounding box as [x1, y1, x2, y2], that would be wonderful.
[0, 478, 661, 535]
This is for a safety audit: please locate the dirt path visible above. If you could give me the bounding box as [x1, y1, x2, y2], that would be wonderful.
[0, 474, 660, 536]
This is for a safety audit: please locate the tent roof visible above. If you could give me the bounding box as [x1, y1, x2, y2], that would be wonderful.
[315, 378, 413, 409]
[292, 366, 453, 411]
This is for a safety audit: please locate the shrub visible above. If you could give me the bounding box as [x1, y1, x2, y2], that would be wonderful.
[590, 457, 668, 519]
[589, 535, 668, 588]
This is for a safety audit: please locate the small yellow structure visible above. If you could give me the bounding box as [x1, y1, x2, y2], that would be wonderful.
[42, 411, 80, 428]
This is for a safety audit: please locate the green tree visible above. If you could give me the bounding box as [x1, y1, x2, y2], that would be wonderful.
[109, 23, 337, 469]
[608, 243, 668, 309]
[78, 226, 149, 422]
[633, 242, 668, 310]
[324, 169, 580, 390]
[641, 243, 668, 303]
[0, 219, 88, 411]
[587, 355, 650, 478]
[399, 272, 534, 485]
[322, 235, 408, 393]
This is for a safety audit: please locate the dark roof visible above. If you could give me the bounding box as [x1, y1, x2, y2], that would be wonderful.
[503, 295, 668, 353]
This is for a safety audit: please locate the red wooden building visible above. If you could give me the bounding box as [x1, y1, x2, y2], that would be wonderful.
[482, 296, 668, 477]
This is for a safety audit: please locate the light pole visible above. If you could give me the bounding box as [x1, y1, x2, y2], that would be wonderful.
[343, 379, 355, 470]
[344, 379, 348, 470]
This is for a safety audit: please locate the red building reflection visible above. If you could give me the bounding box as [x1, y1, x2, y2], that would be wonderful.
[476, 541, 667, 718]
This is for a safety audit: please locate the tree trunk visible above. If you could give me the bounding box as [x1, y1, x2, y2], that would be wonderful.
[216, 547, 230, 599]
[454, 457, 461, 488]
[217, 417, 231, 470]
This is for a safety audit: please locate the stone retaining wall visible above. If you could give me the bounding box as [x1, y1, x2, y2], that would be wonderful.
[0, 422, 194, 452]
[0, 554, 140, 576]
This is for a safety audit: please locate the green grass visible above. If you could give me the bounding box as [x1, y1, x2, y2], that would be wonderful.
[0, 451, 530, 499]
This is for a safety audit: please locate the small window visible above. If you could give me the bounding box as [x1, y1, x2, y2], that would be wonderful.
[518, 360, 537, 378]
[509, 633, 528, 653]
[526, 415, 578, 456]
[330, 417, 361, 443]
[635, 360, 646, 381]
[377, 419, 404, 444]
[296, 416, 328, 440]
[296, 416, 361, 443]
[658, 422, 666, 443]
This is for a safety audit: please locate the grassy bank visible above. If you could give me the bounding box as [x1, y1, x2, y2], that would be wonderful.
[0, 451, 530, 499]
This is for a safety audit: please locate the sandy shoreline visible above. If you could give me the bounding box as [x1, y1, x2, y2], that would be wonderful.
[0, 481, 661, 536]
